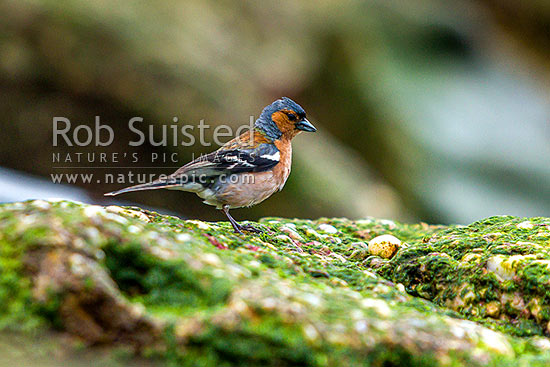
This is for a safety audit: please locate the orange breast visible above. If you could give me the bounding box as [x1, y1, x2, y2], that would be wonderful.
[273, 137, 292, 190]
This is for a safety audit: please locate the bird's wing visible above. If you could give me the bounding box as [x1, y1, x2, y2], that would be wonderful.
[171, 143, 280, 179]
[105, 135, 279, 196]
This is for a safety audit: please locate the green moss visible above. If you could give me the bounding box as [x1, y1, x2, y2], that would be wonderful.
[0, 215, 43, 331]
[103, 239, 232, 313]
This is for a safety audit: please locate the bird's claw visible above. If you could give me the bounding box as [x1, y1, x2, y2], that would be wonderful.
[233, 223, 263, 234]
[241, 224, 264, 233]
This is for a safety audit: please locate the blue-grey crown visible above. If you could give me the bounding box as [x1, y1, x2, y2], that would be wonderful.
[254, 97, 306, 140]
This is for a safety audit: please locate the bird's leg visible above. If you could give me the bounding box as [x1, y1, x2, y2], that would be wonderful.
[222, 205, 243, 234]
[222, 205, 263, 234]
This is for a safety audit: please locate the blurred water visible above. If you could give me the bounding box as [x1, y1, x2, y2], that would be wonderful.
[0, 167, 90, 203]
[0, 166, 181, 216]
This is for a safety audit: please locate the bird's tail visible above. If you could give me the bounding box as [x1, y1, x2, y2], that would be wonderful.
[104, 180, 181, 196]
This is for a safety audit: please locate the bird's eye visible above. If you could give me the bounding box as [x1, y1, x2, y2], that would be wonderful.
[286, 113, 296, 121]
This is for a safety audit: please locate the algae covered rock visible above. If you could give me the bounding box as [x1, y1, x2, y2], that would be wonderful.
[1, 200, 550, 366]
[378, 216, 550, 336]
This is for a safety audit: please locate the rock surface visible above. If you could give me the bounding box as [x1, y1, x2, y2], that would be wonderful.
[2, 200, 550, 366]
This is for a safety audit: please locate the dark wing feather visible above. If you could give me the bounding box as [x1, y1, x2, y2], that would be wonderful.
[170, 143, 279, 179]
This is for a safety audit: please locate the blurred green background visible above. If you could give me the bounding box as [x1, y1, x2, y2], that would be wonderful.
[1, 0, 549, 224]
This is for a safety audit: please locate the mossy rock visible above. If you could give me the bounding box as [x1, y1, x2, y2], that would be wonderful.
[1, 200, 550, 366]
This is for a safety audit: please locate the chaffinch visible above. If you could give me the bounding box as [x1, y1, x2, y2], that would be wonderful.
[105, 97, 316, 234]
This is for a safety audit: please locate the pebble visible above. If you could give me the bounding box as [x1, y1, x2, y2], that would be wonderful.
[187, 220, 213, 230]
[329, 252, 347, 263]
[106, 205, 150, 222]
[305, 228, 323, 239]
[176, 233, 193, 242]
[350, 241, 369, 249]
[275, 234, 292, 243]
[379, 219, 397, 229]
[202, 253, 222, 266]
[485, 301, 500, 318]
[348, 249, 369, 261]
[280, 225, 304, 241]
[517, 221, 534, 230]
[367, 234, 401, 259]
[318, 224, 338, 234]
[31, 200, 51, 210]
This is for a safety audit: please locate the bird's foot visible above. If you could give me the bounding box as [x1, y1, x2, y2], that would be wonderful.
[232, 222, 263, 234]
[240, 223, 264, 233]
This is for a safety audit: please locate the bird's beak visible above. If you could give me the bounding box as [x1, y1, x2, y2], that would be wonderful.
[295, 118, 316, 132]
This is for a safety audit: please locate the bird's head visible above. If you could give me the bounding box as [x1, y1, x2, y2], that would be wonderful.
[255, 97, 316, 141]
